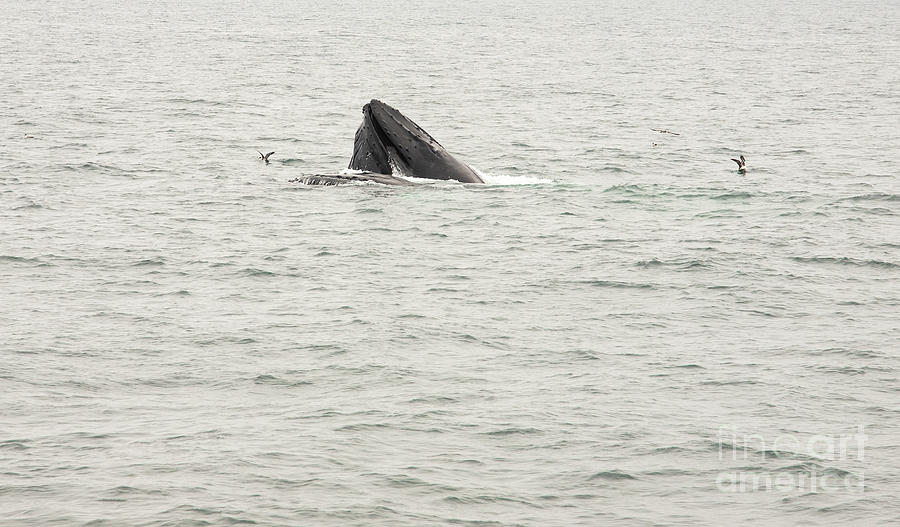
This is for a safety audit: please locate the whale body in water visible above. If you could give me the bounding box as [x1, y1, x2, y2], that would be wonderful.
[293, 100, 484, 186]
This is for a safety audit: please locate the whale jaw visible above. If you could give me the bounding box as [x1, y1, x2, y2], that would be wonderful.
[348, 100, 484, 184]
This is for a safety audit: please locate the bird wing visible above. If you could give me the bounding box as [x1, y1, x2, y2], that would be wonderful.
[264, 151, 275, 160]
[258, 151, 264, 158]
[731, 158, 743, 168]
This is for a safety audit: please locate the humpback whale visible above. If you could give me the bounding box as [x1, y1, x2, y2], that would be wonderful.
[291, 100, 484, 186]
[349, 100, 483, 183]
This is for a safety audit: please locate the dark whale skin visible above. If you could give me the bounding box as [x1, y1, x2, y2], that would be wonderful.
[348, 100, 483, 184]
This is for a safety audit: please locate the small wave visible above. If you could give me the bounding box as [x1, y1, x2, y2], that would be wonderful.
[700, 379, 759, 386]
[0, 440, 29, 450]
[599, 165, 636, 174]
[240, 268, 276, 277]
[443, 495, 534, 506]
[407, 395, 458, 404]
[775, 462, 854, 477]
[0, 255, 45, 265]
[589, 470, 637, 481]
[133, 258, 164, 266]
[813, 365, 867, 375]
[791, 256, 898, 269]
[712, 191, 754, 200]
[0, 484, 55, 496]
[385, 475, 458, 492]
[335, 423, 389, 432]
[164, 97, 226, 106]
[838, 193, 899, 202]
[815, 347, 881, 358]
[12, 201, 44, 210]
[484, 427, 542, 436]
[848, 206, 896, 215]
[109, 485, 165, 496]
[647, 445, 693, 454]
[154, 290, 190, 296]
[254, 374, 312, 387]
[603, 183, 645, 194]
[642, 468, 694, 476]
[576, 279, 654, 289]
[694, 209, 740, 218]
[636, 258, 711, 270]
[195, 336, 257, 346]
[61, 161, 124, 173]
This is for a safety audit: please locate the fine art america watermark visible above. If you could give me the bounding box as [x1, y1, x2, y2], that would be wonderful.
[715, 425, 866, 493]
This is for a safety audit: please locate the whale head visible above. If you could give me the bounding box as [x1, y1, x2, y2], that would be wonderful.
[349, 100, 484, 183]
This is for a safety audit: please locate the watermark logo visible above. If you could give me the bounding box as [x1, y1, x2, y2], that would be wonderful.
[715, 425, 866, 493]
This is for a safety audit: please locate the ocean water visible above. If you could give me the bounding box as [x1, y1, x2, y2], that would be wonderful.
[2, 1, 899, 525]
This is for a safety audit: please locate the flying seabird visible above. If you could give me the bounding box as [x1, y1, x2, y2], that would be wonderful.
[258, 151, 275, 163]
[731, 155, 746, 173]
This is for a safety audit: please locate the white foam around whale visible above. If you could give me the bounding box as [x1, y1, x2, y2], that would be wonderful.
[477, 172, 555, 186]
[338, 168, 553, 186]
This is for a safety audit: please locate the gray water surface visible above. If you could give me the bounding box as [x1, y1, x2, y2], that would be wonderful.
[2, 1, 899, 525]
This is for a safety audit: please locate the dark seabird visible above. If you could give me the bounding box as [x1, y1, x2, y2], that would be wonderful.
[731, 155, 746, 173]
[258, 151, 275, 163]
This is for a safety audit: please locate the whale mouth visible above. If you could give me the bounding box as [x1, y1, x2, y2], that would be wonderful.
[363, 103, 412, 171]
[362, 103, 390, 146]
[348, 100, 484, 184]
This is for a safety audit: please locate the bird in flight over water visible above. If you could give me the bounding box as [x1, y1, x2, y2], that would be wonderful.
[731, 155, 746, 173]
[258, 151, 275, 163]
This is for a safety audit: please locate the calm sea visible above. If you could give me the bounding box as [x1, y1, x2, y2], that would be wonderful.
[2, 1, 898, 525]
